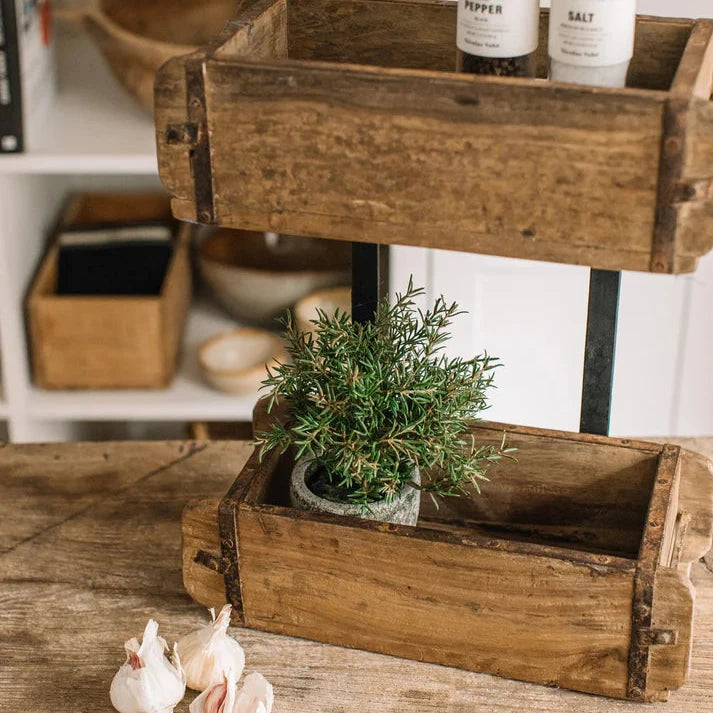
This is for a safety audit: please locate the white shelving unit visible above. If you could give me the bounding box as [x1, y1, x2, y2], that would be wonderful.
[2, 5, 712, 443]
[0, 23, 259, 442]
[1, 24, 157, 175]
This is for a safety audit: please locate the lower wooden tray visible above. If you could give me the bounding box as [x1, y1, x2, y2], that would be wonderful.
[182, 404, 713, 701]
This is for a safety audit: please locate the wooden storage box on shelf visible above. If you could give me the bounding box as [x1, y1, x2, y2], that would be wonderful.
[27, 193, 192, 389]
[182, 400, 713, 702]
[155, 0, 713, 274]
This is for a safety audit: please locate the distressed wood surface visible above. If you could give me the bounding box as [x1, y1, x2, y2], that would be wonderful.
[183, 423, 710, 700]
[2, 439, 713, 712]
[154, 0, 713, 273]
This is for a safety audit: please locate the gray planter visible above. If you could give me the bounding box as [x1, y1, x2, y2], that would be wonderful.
[289, 456, 421, 526]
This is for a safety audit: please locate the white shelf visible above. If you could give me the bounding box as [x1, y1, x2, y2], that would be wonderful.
[24, 299, 263, 422]
[0, 24, 157, 175]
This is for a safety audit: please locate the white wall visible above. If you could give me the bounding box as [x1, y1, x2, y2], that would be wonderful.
[392, 0, 713, 437]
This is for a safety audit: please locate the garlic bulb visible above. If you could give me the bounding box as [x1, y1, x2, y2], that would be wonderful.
[189, 671, 274, 713]
[177, 604, 245, 691]
[234, 672, 274, 713]
[110, 619, 186, 713]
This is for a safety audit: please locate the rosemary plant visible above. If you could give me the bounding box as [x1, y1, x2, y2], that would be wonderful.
[255, 280, 512, 507]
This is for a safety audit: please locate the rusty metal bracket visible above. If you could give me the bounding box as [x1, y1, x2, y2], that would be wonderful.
[218, 496, 242, 622]
[650, 99, 688, 274]
[626, 444, 682, 700]
[215, 452, 263, 625]
[194, 549, 227, 574]
[185, 56, 215, 225]
[166, 122, 200, 147]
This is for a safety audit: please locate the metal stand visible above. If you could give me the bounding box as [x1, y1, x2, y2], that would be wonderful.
[349, 246, 618, 434]
[351, 243, 389, 323]
[580, 268, 621, 436]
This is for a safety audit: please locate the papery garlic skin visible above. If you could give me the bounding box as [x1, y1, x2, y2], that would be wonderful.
[177, 604, 245, 691]
[189, 669, 238, 713]
[189, 671, 273, 713]
[234, 672, 274, 713]
[110, 619, 186, 713]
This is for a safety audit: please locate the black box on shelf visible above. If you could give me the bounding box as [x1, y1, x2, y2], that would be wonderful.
[0, 0, 55, 153]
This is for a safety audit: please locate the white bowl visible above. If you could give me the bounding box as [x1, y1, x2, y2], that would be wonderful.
[198, 230, 351, 328]
[294, 287, 352, 335]
[198, 328, 285, 395]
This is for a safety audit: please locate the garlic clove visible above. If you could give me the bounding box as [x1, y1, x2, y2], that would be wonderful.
[110, 619, 186, 713]
[233, 672, 274, 713]
[189, 669, 238, 713]
[190, 671, 273, 713]
[177, 604, 245, 691]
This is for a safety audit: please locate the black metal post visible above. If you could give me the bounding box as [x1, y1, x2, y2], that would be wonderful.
[351, 243, 389, 323]
[580, 268, 621, 436]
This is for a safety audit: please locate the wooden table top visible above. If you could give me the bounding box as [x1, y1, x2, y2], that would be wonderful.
[1, 438, 713, 713]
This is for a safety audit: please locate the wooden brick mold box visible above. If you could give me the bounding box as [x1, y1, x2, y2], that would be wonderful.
[27, 193, 192, 389]
[155, 0, 713, 274]
[182, 401, 713, 702]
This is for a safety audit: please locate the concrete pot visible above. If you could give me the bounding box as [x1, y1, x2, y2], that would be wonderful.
[289, 456, 421, 526]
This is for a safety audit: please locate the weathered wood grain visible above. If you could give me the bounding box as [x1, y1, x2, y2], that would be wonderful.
[3, 440, 713, 712]
[202, 57, 665, 270]
[196, 410, 713, 563]
[239, 503, 637, 699]
[213, 0, 288, 61]
[153, 0, 713, 273]
[286, 0, 691, 91]
[182, 415, 712, 699]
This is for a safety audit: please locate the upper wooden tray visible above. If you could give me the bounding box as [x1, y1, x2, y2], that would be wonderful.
[155, 0, 713, 274]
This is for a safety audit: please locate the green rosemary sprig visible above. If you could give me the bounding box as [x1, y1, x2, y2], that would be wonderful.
[255, 279, 513, 506]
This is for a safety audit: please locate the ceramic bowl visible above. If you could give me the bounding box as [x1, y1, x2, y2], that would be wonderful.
[77, 0, 236, 111]
[198, 230, 351, 328]
[198, 328, 286, 395]
[294, 286, 352, 334]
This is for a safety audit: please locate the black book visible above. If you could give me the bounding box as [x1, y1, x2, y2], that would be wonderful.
[56, 222, 175, 297]
[0, 0, 23, 152]
[0, 0, 55, 154]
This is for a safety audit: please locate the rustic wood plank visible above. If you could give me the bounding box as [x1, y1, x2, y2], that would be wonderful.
[648, 438, 713, 566]
[154, 55, 194, 205]
[673, 23, 713, 268]
[650, 21, 713, 272]
[183, 499, 226, 610]
[0, 442, 248, 591]
[238, 503, 637, 699]
[647, 567, 695, 698]
[2, 440, 713, 712]
[629, 16, 696, 91]
[286, 1, 691, 92]
[213, 0, 288, 61]
[670, 20, 713, 101]
[204, 57, 664, 269]
[417, 425, 660, 559]
[0, 442, 173, 554]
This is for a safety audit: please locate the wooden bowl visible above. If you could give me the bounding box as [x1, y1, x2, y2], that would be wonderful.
[77, 0, 236, 111]
[198, 230, 351, 328]
[198, 328, 285, 395]
[294, 287, 352, 334]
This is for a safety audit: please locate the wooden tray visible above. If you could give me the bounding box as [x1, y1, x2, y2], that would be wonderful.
[26, 192, 192, 389]
[182, 401, 713, 701]
[155, 0, 713, 274]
